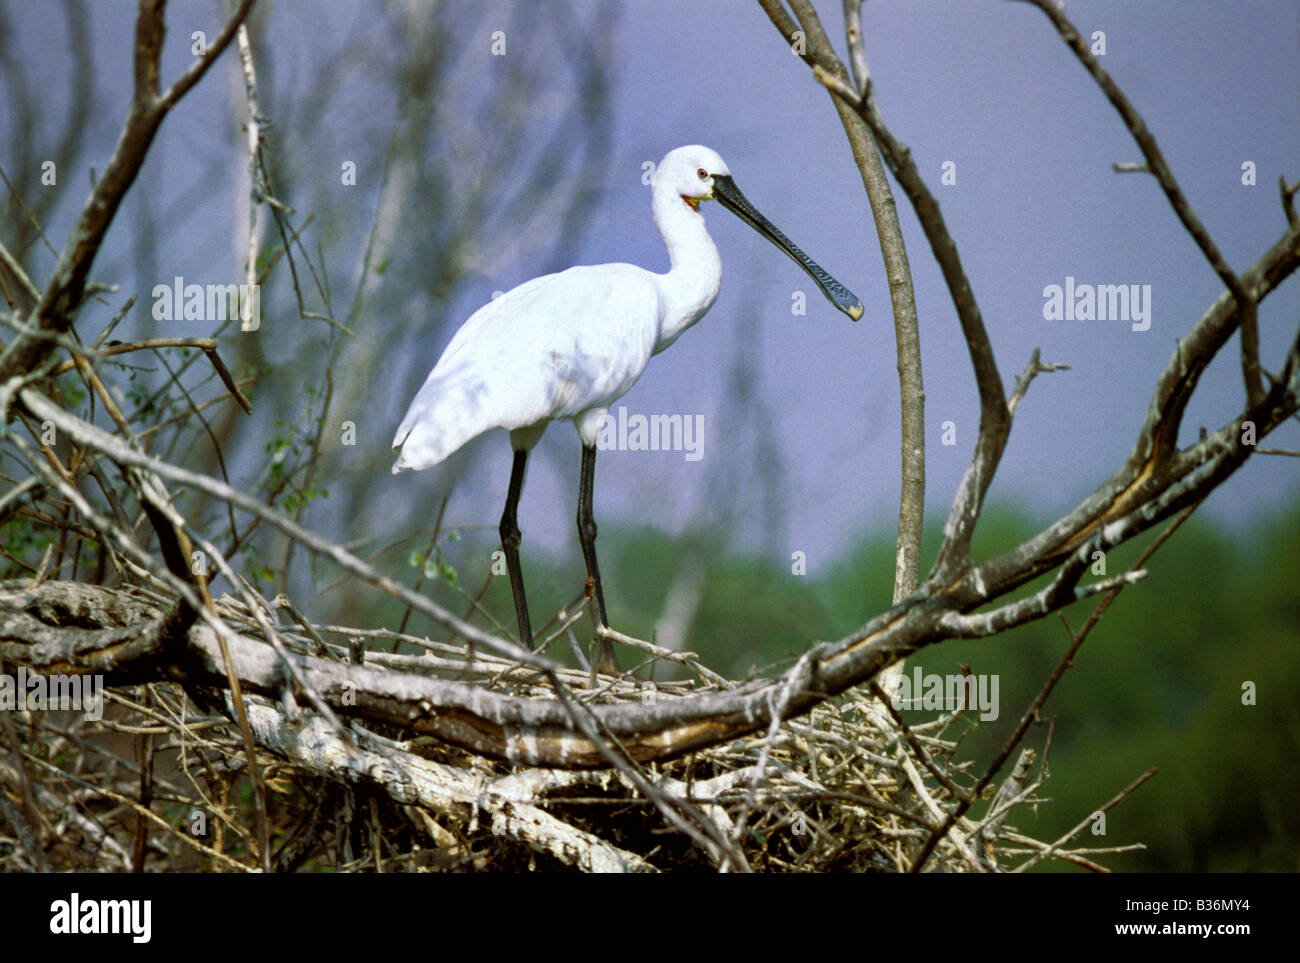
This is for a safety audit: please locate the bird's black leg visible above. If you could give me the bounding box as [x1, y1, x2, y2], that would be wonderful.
[499, 448, 534, 649]
[577, 443, 621, 674]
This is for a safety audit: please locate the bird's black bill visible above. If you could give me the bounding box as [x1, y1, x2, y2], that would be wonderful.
[712, 174, 864, 321]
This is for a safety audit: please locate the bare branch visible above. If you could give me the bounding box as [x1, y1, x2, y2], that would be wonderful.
[1007, 348, 1070, 418]
[940, 570, 1148, 639]
[157, 0, 257, 112]
[1013, 768, 1159, 873]
[0, 0, 257, 385]
[806, 60, 1008, 580]
[50, 337, 252, 415]
[842, 0, 871, 96]
[1011, 0, 1264, 407]
[764, 1, 927, 699]
[1281, 175, 1298, 227]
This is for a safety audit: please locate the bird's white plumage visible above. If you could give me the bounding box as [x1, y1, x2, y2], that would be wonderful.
[392, 145, 731, 473]
[392, 264, 662, 469]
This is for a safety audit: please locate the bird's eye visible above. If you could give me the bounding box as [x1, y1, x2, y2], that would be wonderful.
[697, 168, 708, 180]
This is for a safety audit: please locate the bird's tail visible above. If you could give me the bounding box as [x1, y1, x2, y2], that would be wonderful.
[390, 376, 491, 473]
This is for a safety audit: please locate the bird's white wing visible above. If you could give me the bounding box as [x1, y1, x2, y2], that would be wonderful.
[392, 264, 663, 472]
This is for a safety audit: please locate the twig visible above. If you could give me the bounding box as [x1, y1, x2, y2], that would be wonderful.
[1013, 767, 1158, 872]
[1012, 0, 1263, 407]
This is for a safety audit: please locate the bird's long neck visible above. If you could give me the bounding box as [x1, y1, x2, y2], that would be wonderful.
[651, 183, 722, 353]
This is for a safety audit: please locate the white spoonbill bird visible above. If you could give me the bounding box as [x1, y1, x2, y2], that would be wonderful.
[392, 145, 863, 675]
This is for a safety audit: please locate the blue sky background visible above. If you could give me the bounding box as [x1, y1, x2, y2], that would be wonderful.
[4, 0, 1297, 579]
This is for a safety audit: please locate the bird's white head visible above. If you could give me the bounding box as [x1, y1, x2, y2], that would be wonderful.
[654, 145, 730, 213]
[651, 143, 865, 321]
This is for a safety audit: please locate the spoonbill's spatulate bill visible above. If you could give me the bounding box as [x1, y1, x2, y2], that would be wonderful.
[392, 145, 862, 675]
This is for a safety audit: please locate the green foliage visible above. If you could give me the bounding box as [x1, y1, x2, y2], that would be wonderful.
[284, 481, 328, 514]
[408, 549, 458, 587]
[265, 418, 294, 486]
[262, 415, 330, 514]
[236, 538, 277, 586]
[58, 376, 86, 408]
[0, 514, 50, 575]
